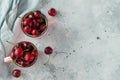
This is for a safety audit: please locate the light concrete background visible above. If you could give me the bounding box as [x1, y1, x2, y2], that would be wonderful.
[1, 0, 120, 80]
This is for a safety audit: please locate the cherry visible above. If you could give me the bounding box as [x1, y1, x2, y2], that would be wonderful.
[31, 50, 38, 58]
[23, 26, 31, 33]
[17, 60, 27, 67]
[33, 19, 39, 27]
[44, 46, 53, 65]
[23, 18, 32, 26]
[24, 52, 34, 62]
[12, 69, 21, 78]
[44, 46, 53, 55]
[34, 10, 41, 18]
[15, 43, 23, 49]
[48, 8, 57, 16]
[32, 29, 39, 35]
[14, 47, 23, 57]
[23, 42, 30, 50]
[10, 52, 16, 59]
[28, 13, 35, 19]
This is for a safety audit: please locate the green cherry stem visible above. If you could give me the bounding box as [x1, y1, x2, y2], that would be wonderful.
[18, 16, 22, 19]
[6, 40, 16, 46]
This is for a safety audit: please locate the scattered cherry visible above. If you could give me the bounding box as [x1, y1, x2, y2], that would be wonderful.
[44, 46, 53, 65]
[44, 46, 53, 55]
[12, 69, 21, 78]
[48, 8, 57, 16]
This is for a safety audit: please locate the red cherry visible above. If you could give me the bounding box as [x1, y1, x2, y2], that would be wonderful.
[28, 13, 35, 19]
[10, 52, 16, 59]
[32, 29, 39, 35]
[34, 10, 41, 18]
[33, 19, 39, 27]
[23, 26, 31, 33]
[23, 18, 32, 26]
[31, 50, 38, 57]
[14, 47, 23, 57]
[16, 43, 24, 48]
[17, 60, 27, 67]
[44, 46, 53, 55]
[12, 69, 21, 78]
[23, 42, 30, 49]
[48, 8, 57, 16]
[24, 52, 34, 62]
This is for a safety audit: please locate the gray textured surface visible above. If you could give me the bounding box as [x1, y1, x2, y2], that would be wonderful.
[1, 0, 120, 80]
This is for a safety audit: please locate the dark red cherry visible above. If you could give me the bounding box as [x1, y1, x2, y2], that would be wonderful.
[31, 50, 38, 58]
[44, 46, 53, 55]
[33, 19, 39, 27]
[17, 60, 27, 67]
[48, 8, 57, 16]
[28, 13, 35, 19]
[10, 52, 16, 59]
[12, 69, 21, 78]
[23, 42, 30, 49]
[34, 10, 41, 18]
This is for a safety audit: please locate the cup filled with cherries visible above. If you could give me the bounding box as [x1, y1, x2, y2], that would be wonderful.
[5, 41, 38, 67]
[21, 10, 48, 38]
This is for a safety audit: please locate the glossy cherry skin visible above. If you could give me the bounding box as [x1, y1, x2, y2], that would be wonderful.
[48, 8, 57, 16]
[24, 52, 34, 62]
[31, 50, 38, 57]
[17, 60, 27, 67]
[14, 47, 23, 57]
[23, 26, 31, 33]
[32, 29, 39, 35]
[44, 46, 53, 55]
[23, 18, 32, 26]
[10, 52, 16, 59]
[22, 41, 31, 50]
[12, 69, 21, 78]
[34, 10, 41, 18]
[28, 13, 35, 19]
[33, 19, 39, 27]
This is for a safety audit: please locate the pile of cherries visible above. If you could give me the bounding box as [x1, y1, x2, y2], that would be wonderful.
[21, 10, 47, 37]
[10, 41, 38, 67]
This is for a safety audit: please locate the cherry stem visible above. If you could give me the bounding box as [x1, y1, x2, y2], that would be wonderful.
[18, 16, 22, 19]
[44, 55, 50, 65]
[6, 40, 16, 46]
